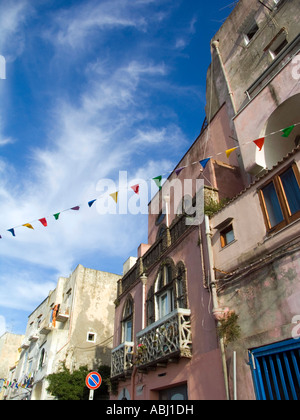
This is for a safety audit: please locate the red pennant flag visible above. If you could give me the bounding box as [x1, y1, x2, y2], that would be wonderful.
[71, 206, 80, 211]
[131, 184, 140, 195]
[39, 218, 47, 227]
[253, 137, 265, 151]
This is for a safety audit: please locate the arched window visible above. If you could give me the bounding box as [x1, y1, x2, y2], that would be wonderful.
[176, 262, 188, 309]
[147, 260, 188, 325]
[155, 264, 175, 319]
[122, 297, 134, 343]
[38, 348, 46, 370]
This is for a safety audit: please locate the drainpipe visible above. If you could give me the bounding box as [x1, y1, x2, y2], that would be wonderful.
[130, 366, 137, 401]
[211, 40, 237, 116]
[131, 273, 147, 401]
[164, 195, 170, 228]
[233, 351, 237, 401]
[204, 215, 230, 400]
[140, 274, 148, 330]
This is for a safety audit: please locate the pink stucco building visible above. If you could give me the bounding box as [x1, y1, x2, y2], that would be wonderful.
[110, 0, 300, 400]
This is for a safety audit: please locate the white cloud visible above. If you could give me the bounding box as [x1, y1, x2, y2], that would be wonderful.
[0, 268, 56, 312]
[0, 137, 14, 147]
[0, 0, 192, 317]
[0, 0, 32, 59]
[45, 0, 154, 50]
[0, 52, 181, 280]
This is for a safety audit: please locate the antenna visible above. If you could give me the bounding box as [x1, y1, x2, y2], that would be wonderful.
[219, 1, 239, 12]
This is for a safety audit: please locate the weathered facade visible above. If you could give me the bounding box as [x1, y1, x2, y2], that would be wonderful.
[5, 264, 119, 400]
[0, 332, 24, 400]
[110, 0, 300, 400]
[210, 149, 300, 400]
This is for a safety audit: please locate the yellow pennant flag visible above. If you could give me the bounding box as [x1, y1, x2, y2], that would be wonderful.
[109, 191, 118, 204]
[23, 223, 34, 230]
[226, 147, 238, 158]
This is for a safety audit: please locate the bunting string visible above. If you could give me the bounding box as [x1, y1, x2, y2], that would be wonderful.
[0, 122, 299, 239]
[0, 376, 34, 390]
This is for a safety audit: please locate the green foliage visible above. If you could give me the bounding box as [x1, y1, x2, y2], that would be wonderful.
[217, 311, 241, 347]
[46, 363, 111, 400]
[204, 197, 230, 217]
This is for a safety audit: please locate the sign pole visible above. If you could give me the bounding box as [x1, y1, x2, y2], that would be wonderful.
[89, 389, 94, 400]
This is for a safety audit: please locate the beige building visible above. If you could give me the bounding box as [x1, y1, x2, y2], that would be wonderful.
[5, 264, 120, 400]
[0, 332, 24, 400]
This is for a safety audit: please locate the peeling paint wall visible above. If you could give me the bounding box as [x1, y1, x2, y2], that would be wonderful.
[211, 152, 300, 400]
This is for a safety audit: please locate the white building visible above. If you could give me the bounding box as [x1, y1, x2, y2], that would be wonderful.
[0, 332, 24, 400]
[6, 264, 120, 400]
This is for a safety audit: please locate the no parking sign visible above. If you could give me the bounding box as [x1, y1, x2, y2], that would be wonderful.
[86, 372, 102, 400]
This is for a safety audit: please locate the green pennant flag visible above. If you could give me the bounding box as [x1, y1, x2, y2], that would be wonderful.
[53, 213, 60, 220]
[153, 176, 162, 191]
[282, 125, 295, 138]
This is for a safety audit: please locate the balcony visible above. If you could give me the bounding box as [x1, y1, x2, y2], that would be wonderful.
[111, 342, 134, 379]
[20, 340, 30, 349]
[39, 319, 53, 335]
[136, 309, 192, 370]
[118, 215, 192, 298]
[56, 306, 70, 322]
[28, 331, 39, 342]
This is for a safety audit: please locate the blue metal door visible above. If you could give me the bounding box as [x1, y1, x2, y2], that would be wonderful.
[249, 339, 300, 400]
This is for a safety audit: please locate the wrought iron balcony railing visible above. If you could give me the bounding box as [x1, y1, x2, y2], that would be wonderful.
[111, 341, 134, 379]
[136, 309, 192, 369]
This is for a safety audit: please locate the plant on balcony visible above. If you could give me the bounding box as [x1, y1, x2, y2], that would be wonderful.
[134, 343, 147, 366]
[204, 197, 230, 217]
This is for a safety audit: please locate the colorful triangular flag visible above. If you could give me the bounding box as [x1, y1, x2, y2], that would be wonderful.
[282, 125, 295, 138]
[23, 223, 34, 230]
[39, 218, 47, 227]
[8, 228, 15, 237]
[153, 176, 162, 191]
[131, 185, 140, 195]
[175, 167, 185, 176]
[110, 192, 118, 203]
[226, 147, 238, 158]
[199, 158, 211, 170]
[71, 206, 80, 211]
[88, 199, 97, 208]
[53, 213, 60, 220]
[253, 137, 265, 151]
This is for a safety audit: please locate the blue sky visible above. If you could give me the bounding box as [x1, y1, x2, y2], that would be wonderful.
[0, 0, 236, 335]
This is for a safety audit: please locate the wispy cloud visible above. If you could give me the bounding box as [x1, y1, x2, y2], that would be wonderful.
[0, 0, 197, 320]
[0, 51, 180, 278]
[0, 0, 32, 58]
[174, 15, 198, 50]
[0, 137, 14, 147]
[45, 0, 164, 50]
[0, 266, 56, 312]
